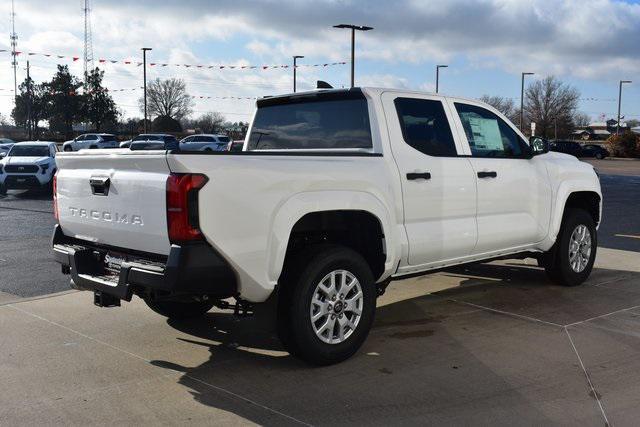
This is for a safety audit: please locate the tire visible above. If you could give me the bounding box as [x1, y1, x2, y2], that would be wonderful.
[277, 244, 376, 365]
[544, 208, 597, 287]
[144, 298, 214, 319]
[595, 153, 603, 160]
[63, 146, 73, 152]
[0, 184, 6, 196]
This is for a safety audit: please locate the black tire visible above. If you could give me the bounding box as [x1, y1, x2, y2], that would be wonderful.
[544, 208, 597, 287]
[595, 153, 603, 159]
[63, 146, 73, 152]
[144, 298, 215, 319]
[277, 244, 376, 365]
[0, 184, 6, 196]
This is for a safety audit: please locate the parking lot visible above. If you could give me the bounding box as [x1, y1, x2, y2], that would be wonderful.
[1, 158, 639, 425]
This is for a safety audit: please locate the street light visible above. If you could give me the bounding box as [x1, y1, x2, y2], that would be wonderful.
[333, 24, 373, 88]
[293, 55, 304, 93]
[435, 65, 448, 93]
[520, 72, 534, 132]
[141, 47, 152, 133]
[617, 80, 632, 135]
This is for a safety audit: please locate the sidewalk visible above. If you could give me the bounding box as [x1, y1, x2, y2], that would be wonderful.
[2, 248, 640, 425]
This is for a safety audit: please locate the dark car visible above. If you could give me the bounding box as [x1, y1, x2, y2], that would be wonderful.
[128, 134, 179, 151]
[549, 140, 582, 157]
[581, 144, 609, 159]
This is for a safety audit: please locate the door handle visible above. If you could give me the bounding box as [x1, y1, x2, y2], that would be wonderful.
[477, 171, 497, 179]
[406, 172, 431, 181]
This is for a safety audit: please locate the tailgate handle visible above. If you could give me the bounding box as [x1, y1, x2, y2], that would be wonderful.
[90, 176, 110, 196]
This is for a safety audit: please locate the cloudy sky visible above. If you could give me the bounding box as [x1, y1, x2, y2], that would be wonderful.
[1, 0, 639, 124]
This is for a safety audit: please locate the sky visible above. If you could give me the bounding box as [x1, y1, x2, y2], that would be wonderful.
[0, 0, 639, 125]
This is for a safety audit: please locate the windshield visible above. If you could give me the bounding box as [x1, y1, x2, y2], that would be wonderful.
[133, 135, 162, 141]
[9, 145, 50, 157]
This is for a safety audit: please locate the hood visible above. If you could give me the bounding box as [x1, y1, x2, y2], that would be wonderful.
[5, 156, 53, 165]
[542, 151, 579, 162]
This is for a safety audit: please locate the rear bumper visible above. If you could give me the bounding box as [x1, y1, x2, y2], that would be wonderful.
[52, 225, 237, 301]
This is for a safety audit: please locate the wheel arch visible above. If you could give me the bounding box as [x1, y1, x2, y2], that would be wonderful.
[267, 191, 398, 286]
[551, 186, 602, 242]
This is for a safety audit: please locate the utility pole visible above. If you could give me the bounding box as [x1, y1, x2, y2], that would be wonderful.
[435, 65, 448, 93]
[141, 47, 152, 133]
[293, 55, 304, 92]
[333, 24, 373, 88]
[10, 0, 18, 105]
[520, 72, 534, 132]
[26, 60, 31, 139]
[617, 80, 632, 135]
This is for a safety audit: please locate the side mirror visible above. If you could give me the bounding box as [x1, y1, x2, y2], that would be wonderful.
[530, 137, 549, 156]
[0, 152, 6, 159]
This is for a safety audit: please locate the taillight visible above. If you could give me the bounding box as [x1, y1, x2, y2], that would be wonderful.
[53, 172, 59, 221]
[166, 173, 208, 243]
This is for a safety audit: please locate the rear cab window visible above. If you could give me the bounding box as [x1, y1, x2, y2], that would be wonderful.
[394, 97, 457, 156]
[247, 90, 373, 151]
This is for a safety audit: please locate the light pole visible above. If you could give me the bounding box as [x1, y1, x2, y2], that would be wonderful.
[293, 55, 304, 92]
[435, 65, 448, 93]
[333, 24, 373, 88]
[520, 72, 534, 132]
[141, 47, 152, 133]
[617, 80, 632, 135]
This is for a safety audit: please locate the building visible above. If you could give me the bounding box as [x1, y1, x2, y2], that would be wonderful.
[572, 119, 628, 140]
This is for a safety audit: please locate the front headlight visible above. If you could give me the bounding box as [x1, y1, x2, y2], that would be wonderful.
[41, 163, 50, 174]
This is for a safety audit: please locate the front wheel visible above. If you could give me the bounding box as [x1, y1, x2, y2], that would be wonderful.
[144, 298, 214, 319]
[595, 153, 603, 159]
[278, 245, 376, 365]
[544, 208, 597, 286]
[63, 145, 73, 152]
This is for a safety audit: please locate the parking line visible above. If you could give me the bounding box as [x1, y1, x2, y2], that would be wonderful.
[7, 304, 312, 426]
[448, 299, 563, 328]
[615, 234, 640, 240]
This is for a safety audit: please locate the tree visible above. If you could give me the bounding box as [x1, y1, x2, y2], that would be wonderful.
[523, 76, 580, 139]
[151, 115, 182, 132]
[82, 68, 119, 132]
[194, 112, 226, 133]
[479, 95, 517, 123]
[573, 112, 591, 128]
[0, 112, 8, 126]
[45, 65, 83, 137]
[11, 76, 49, 138]
[139, 78, 193, 120]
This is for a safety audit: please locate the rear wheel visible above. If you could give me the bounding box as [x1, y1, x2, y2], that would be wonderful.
[63, 145, 73, 152]
[544, 208, 597, 286]
[595, 152, 603, 159]
[144, 298, 214, 319]
[277, 245, 376, 365]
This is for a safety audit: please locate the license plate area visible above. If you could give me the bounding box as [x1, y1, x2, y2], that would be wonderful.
[103, 251, 129, 276]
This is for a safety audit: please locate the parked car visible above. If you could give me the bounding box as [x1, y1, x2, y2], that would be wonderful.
[126, 134, 179, 151]
[581, 144, 609, 159]
[180, 134, 231, 151]
[0, 138, 15, 156]
[62, 134, 118, 151]
[227, 140, 244, 152]
[52, 87, 601, 365]
[0, 141, 57, 194]
[549, 140, 582, 157]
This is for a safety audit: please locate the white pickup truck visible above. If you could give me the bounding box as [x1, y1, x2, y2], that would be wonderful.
[52, 88, 601, 365]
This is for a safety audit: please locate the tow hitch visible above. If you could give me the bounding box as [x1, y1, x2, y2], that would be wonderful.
[94, 291, 121, 308]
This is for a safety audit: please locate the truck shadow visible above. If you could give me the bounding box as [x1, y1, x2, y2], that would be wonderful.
[150, 262, 640, 424]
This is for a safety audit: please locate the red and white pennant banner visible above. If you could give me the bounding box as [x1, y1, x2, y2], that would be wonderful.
[0, 49, 346, 71]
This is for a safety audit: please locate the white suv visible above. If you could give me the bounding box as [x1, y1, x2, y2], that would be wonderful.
[0, 141, 57, 194]
[62, 134, 118, 152]
[180, 134, 231, 151]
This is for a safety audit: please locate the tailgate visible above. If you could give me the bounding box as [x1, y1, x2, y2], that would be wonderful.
[56, 150, 172, 255]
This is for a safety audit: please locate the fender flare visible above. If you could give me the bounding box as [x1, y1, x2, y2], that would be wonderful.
[549, 180, 602, 242]
[266, 190, 397, 284]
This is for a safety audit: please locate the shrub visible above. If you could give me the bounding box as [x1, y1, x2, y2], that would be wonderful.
[605, 132, 640, 158]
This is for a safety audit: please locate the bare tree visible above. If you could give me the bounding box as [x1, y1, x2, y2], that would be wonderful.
[573, 112, 591, 128]
[139, 78, 194, 120]
[194, 112, 226, 133]
[524, 76, 580, 138]
[479, 95, 517, 123]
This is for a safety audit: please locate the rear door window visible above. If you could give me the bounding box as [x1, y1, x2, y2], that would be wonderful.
[394, 98, 457, 156]
[247, 96, 372, 150]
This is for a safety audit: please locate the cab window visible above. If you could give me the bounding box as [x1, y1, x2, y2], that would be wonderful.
[454, 103, 526, 158]
[394, 98, 457, 156]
